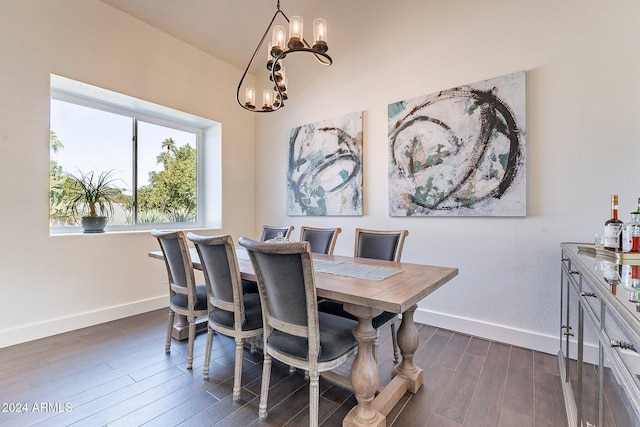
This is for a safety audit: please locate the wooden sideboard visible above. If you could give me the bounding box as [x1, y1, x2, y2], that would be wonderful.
[559, 243, 640, 427]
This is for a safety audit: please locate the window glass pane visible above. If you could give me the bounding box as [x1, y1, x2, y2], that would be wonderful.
[137, 121, 197, 224]
[49, 75, 218, 234]
[49, 99, 133, 227]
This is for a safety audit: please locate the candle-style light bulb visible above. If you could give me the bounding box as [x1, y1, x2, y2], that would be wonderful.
[262, 89, 273, 110]
[266, 42, 275, 71]
[267, 41, 282, 72]
[274, 68, 287, 91]
[245, 87, 255, 109]
[271, 25, 286, 56]
[288, 16, 304, 49]
[313, 18, 328, 52]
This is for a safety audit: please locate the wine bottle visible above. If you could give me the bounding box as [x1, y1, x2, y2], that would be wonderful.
[603, 194, 623, 251]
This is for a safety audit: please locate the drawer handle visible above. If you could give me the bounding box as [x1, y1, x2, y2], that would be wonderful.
[610, 339, 637, 352]
[562, 325, 574, 337]
[569, 271, 580, 275]
[580, 291, 597, 298]
[561, 258, 569, 262]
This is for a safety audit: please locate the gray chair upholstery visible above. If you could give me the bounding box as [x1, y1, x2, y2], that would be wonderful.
[243, 225, 296, 295]
[299, 226, 342, 254]
[319, 228, 409, 363]
[260, 225, 295, 241]
[187, 233, 263, 401]
[151, 230, 208, 369]
[354, 228, 408, 262]
[239, 237, 358, 426]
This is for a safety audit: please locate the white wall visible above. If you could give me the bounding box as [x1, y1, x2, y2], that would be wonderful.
[254, 0, 640, 354]
[0, 1, 256, 347]
[2, 0, 638, 355]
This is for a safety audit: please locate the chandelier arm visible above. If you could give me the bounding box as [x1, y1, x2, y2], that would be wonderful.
[236, 1, 333, 113]
[274, 47, 333, 67]
[301, 37, 331, 66]
[271, 54, 286, 111]
[270, 47, 332, 111]
[236, 9, 290, 111]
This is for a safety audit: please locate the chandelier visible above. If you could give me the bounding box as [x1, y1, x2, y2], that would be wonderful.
[236, 0, 332, 112]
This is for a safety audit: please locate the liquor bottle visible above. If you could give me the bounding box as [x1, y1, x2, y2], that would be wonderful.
[603, 194, 623, 251]
[633, 198, 640, 252]
[622, 210, 640, 253]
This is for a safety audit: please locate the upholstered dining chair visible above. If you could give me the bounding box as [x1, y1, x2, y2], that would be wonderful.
[354, 228, 409, 263]
[239, 237, 358, 426]
[187, 233, 263, 402]
[151, 230, 208, 369]
[260, 225, 295, 241]
[318, 228, 409, 363]
[299, 226, 342, 254]
[243, 225, 297, 295]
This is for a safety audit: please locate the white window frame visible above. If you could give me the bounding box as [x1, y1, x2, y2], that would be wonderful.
[49, 74, 222, 235]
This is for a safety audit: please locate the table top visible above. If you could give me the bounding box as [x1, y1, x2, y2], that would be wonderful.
[149, 247, 458, 315]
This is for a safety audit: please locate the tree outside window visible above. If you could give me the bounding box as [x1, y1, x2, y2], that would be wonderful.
[49, 98, 198, 230]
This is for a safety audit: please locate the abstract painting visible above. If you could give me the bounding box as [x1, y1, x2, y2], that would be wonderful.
[287, 112, 363, 216]
[388, 71, 526, 216]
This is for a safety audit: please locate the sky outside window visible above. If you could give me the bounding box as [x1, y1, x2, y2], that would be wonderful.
[50, 99, 196, 192]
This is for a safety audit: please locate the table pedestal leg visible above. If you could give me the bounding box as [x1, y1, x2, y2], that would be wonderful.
[342, 304, 385, 427]
[392, 305, 423, 393]
[171, 314, 207, 341]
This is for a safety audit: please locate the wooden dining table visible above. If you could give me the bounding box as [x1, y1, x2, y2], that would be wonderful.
[149, 245, 458, 426]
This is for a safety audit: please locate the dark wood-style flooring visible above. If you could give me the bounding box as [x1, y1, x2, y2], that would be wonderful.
[0, 309, 567, 426]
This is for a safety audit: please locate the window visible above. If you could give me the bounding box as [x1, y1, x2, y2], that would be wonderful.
[49, 75, 221, 234]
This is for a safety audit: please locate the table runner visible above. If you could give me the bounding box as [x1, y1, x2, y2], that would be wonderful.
[312, 259, 402, 281]
[235, 248, 250, 260]
[236, 248, 402, 281]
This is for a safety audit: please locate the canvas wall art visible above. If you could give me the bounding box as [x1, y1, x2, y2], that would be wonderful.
[388, 71, 526, 216]
[287, 112, 363, 216]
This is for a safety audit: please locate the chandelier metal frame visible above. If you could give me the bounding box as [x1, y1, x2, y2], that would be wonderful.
[236, 0, 332, 112]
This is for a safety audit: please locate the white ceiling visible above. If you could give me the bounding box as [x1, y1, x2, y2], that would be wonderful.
[100, 0, 333, 70]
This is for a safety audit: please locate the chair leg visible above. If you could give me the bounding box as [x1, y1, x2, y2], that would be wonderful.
[165, 310, 175, 354]
[186, 315, 196, 369]
[391, 322, 400, 364]
[203, 327, 214, 380]
[233, 338, 244, 401]
[259, 353, 272, 420]
[309, 370, 320, 427]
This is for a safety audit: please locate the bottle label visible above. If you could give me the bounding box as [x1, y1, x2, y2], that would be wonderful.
[603, 261, 621, 285]
[623, 226, 633, 252]
[604, 224, 621, 249]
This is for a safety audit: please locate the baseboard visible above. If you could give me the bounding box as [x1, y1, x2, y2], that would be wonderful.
[414, 307, 600, 364]
[3, 300, 607, 367]
[0, 296, 168, 349]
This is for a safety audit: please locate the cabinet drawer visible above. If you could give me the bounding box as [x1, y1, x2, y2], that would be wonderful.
[560, 243, 640, 427]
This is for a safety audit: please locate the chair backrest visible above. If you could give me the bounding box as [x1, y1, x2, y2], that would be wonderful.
[151, 229, 197, 301]
[239, 237, 319, 351]
[261, 225, 295, 241]
[354, 228, 409, 262]
[187, 233, 245, 325]
[300, 226, 342, 254]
